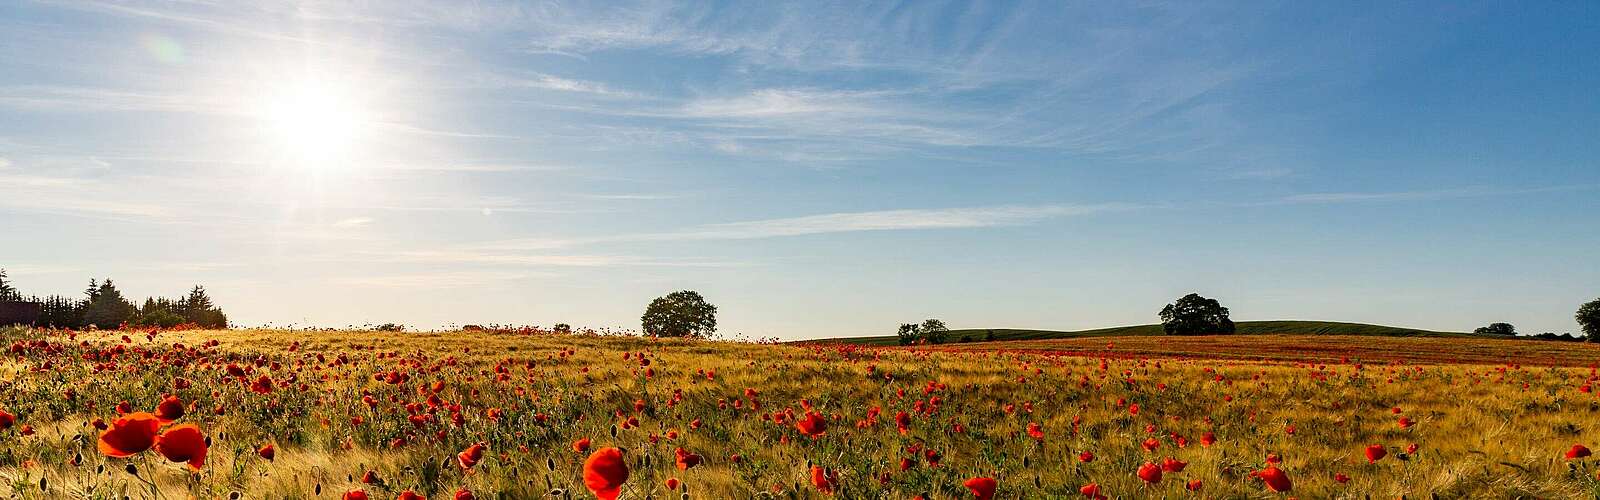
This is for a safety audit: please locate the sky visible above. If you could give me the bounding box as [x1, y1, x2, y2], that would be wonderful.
[0, 1, 1595, 339]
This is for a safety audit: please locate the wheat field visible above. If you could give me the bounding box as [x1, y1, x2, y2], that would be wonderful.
[2, 326, 1599, 499]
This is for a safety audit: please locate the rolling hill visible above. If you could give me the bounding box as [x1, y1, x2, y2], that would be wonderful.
[820, 320, 1476, 346]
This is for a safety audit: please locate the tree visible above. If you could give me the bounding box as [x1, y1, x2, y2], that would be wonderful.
[1579, 298, 1600, 342]
[82, 279, 135, 328]
[180, 285, 227, 328]
[1474, 322, 1517, 336]
[896, 323, 921, 346]
[0, 269, 19, 301]
[920, 318, 950, 344]
[641, 290, 717, 338]
[1159, 293, 1235, 335]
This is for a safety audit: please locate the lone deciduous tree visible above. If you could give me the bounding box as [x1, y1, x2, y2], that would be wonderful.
[896, 323, 921, 346]
[1159, 293, 1235, 335]
[1577, 298, 1600, 342]
[920, 318, 950, 344]
[641, 290, 717, 338]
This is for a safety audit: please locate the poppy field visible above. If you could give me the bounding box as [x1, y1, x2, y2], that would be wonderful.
[4, 326, 1600, 499]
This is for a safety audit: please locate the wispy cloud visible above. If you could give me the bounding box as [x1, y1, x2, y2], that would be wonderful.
[331, 217, 374, 228]
[1276, 184, 1600, 205]
[476, 202, 1141, 251]
[334, 271, 541, 290]
[671, 204, 1140, 240]
[0, 85, 235, 115]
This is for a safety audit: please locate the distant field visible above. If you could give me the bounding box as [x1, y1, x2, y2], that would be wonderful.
[921, 333, 1600, 367]
[826, 320, 1476, 346]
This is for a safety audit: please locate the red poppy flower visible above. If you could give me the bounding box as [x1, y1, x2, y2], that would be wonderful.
[1027, 422, 1044, 440]
[154, 423, 208, 470]
[1161, 456, 1187, 472]
[583, 448, 629, 500]
[1365, 444, 1387, 463]
[665, 478, 680, 490]
[398, 491, 425, 500]
[361, 470, 380, 484]
[1199, 431, 1216, 447]
[258, 443, 275, 461]
[1567, 444, 1593, 459]
[1079, 483, 1106, 499]
[964, 477, 996, 500]
[1405, 443, 1419, 454]
[98, 412, 161, 458]
[1137, 462, 1162, 483]
[0, 408, 14, 430]
[453, 490, 474, 500]
[573, 438, 591, 453]
[155, 395, 185, 424]
[458, 443, 486, 470]
[343, 491, 369, 500]
[250, 375, 274, 394]
[1334, 473, 1351, 483]
[1141, 437, 1160, 452]
[674, 447, 702, 470]
[796, 411, 828, 438]
[1186, 479, 1203, 491]
[1078, 450, 1095, 462]
[1257, 466, 1292, 492]
[810, 466, 837, 495]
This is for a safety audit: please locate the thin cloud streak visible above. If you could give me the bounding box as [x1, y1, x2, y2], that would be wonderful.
[1273, 184, 1600, 205]
[475, 203, 1143, 251]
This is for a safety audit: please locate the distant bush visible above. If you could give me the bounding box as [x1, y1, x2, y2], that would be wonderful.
[921, 319, 949, 344]
[374, 323, 406, 332]
[894, 319, 950, 345]
[896, 323, 921, 345]
[1474, 322, 1516, 336]
[1532, 331, 1582, 342]
[553, 323, 573, 334]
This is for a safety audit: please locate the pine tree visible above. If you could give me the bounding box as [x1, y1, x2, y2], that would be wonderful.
[83, 279, 135, 328]
[0, 269, 19, 301]
[185, 286, 215, 313]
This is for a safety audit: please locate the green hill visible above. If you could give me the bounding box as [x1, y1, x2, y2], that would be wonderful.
[820, 320, 1474, 346]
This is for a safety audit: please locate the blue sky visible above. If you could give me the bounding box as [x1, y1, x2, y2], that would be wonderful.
[1, 1, 1595, 339]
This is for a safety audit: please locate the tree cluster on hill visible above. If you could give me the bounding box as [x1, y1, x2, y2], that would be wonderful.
[895, 318, 950, 345]
[0, 269, 227, 328]
[1474, 322, 1517, 336]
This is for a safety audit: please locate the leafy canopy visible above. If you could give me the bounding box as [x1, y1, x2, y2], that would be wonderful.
[641, 290, 718, 338]
[1159, 293, 1236, 335]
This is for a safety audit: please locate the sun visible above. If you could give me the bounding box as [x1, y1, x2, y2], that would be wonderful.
[259, 79, 369, 168]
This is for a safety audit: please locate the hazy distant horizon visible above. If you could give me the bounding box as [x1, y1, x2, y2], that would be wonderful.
[2, 1, 1595, 339]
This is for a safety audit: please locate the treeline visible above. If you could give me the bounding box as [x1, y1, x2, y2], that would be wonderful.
[0, 269, 227, 328]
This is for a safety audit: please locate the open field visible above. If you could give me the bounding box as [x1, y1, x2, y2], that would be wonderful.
[827, 320, 1476, 346]
[3, 327, 1600, 499]
[909, 334, 1600, 367]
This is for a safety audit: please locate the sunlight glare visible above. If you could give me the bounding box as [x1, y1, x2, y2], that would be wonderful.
[260, 79, 369, 168]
